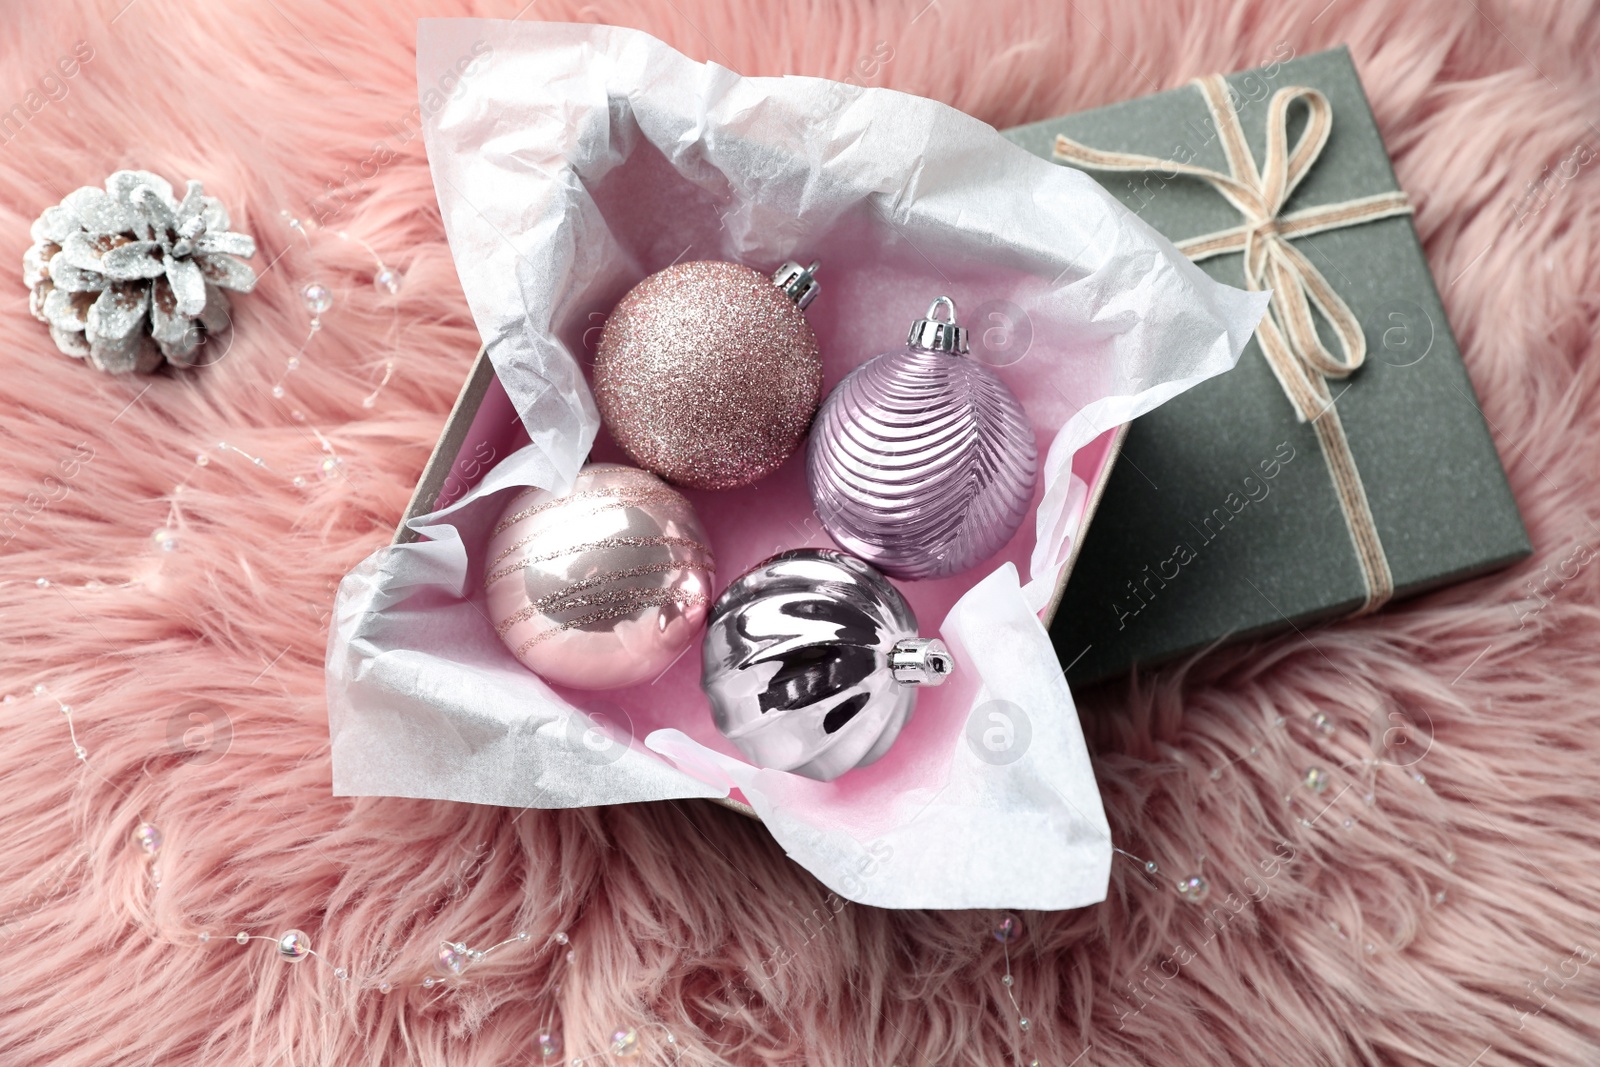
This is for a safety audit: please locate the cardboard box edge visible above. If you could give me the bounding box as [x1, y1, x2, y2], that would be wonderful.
[393, 343, 497, 546]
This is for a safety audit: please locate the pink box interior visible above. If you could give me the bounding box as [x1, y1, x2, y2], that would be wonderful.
[424, 361, 1119, 810]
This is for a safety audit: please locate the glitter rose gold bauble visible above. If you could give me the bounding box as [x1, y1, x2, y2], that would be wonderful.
[483, 464, 715, 690]
[593, 261, 822, 490]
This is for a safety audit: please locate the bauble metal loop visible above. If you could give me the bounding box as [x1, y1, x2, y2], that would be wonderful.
[771, 259, 821, 309]
[889, 637, 953, 685]
[906, 295, 968, 354]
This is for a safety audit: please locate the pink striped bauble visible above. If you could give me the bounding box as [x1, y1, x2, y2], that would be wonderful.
[483, 463, 715, 690]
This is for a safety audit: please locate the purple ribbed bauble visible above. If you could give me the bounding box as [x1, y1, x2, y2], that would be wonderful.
[807, 297, 1038, 580]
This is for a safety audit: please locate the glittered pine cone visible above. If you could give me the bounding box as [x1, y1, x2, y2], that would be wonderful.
[23, 170, 257, 374]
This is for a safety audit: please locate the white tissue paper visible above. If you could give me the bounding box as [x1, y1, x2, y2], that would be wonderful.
[325, 18, 1268, 910]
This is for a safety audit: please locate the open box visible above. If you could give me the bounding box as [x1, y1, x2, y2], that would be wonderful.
[389, 344, 1131, 819]
[327, 19, 1266, 909]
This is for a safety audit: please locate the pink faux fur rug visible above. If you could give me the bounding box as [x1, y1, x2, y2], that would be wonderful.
[4, 1, 1599, 1065]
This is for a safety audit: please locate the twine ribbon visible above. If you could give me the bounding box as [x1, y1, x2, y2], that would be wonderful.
[1053, 74, 1413, 614]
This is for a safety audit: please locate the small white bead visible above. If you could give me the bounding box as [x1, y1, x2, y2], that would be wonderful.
[301, 283, 332, 315]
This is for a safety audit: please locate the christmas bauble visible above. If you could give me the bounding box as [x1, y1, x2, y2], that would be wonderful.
[484, 463, 715, 690]
[593, 259, 823, 490]
[807, 297, 1038, 580]
[701, 549, 952, 781]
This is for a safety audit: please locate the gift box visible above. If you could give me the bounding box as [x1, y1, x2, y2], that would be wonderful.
[1001, 46, 1531, 685]
[325, 20, 1267, 909]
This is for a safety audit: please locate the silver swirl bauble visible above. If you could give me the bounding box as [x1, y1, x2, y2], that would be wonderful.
[807, 298, 1038, 580]
[484, 463, 715, 690]
[702, 549, 952, 781]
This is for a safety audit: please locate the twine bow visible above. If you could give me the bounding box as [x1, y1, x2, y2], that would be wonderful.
[1054, 74, 1413, 614]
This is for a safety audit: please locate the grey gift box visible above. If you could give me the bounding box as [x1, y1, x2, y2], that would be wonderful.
[1002, 45, 1530, 685]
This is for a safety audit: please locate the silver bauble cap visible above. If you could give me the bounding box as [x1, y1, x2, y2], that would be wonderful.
[771, 259, 821, 309]
[889, 637, 953, 685]
[906, 296, 968, 354]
